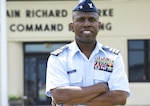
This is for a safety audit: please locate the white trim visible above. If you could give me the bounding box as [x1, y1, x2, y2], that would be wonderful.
[0, 0, 8, 106]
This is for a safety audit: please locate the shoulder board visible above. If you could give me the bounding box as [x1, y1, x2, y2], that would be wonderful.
[50, 46, 68, 56]
[102, 45, 120, 55]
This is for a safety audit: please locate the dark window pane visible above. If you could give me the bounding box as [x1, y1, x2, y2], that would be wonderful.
[148, 41, 150, 49]
[128, 40, 150, 82]
[149, 52, 150, 80]
[128, 40, 144, 49]
[24, 57, 37, 104]
[129, 51, 145, 82]
[38, 58, 47, 101]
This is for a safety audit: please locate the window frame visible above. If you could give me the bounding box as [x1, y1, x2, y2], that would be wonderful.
[128, 39, 150, 82]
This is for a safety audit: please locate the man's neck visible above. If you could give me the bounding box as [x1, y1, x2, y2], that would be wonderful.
[76, 40, 96, 59]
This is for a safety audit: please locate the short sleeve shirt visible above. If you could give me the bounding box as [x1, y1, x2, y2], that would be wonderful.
[46, 41, 130, 103]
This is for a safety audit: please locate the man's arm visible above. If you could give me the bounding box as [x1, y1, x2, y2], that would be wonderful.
[85, 90, 128, 106]
[51, 97, 56, 106]
[51, 82, 109, 105]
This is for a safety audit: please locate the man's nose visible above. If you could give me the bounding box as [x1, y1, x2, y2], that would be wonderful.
[83, 20, 91, 27]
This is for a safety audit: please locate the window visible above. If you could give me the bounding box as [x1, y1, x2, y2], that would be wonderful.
[128, 40, 150, 82]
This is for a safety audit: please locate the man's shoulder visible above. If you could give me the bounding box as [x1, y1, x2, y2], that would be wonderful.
[102, 45, 120, 55]
[50, 45, 68, 56]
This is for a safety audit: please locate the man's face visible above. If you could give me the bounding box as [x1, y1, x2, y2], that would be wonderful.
[70, 11, 101, 44]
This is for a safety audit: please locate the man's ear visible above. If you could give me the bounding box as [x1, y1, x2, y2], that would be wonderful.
[98, 22, 101, 29]
[69, 23, 74, 32]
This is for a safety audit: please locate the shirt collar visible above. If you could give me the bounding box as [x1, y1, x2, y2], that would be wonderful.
[67, 40, 104, 57]
[67, 41, 81, 56]
[90, 41, 104, 58]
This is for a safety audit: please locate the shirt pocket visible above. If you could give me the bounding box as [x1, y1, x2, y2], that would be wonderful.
[94, 70, 111, 84]
[68, 71, 83, 86]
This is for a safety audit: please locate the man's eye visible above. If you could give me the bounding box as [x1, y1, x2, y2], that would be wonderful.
[79, 18, 85, 22]
[89, 18, 95, 22]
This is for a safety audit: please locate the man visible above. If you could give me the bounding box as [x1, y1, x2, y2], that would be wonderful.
[46, 0, 130, 106]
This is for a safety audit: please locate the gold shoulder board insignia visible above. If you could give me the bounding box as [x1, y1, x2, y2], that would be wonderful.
[50, 46, 68, 56]
[102, 45, 120, 55]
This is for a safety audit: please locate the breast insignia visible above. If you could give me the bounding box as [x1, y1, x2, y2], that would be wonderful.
[50, 46, 68, 56]
[102, 45, 120, 55]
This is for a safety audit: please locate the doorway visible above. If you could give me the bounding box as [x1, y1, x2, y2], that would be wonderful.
[24, 53, 50, 105]
[24, 42, 69, 105]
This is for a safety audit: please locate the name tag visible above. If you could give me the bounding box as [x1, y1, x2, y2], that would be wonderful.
[67, 69, 76, 74]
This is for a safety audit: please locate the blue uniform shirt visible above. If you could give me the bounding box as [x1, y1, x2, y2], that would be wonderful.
[46, 41, 130, 103]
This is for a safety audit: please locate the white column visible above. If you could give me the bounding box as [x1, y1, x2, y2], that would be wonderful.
[0, 0, 8, 105]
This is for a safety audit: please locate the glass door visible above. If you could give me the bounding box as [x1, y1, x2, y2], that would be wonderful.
[24, 54, 51, 105]
[24, 42, 70, 105]
[37, 56, 50, 104]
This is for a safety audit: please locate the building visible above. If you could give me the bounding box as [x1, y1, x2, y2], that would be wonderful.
[1, 0, 150, 105]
